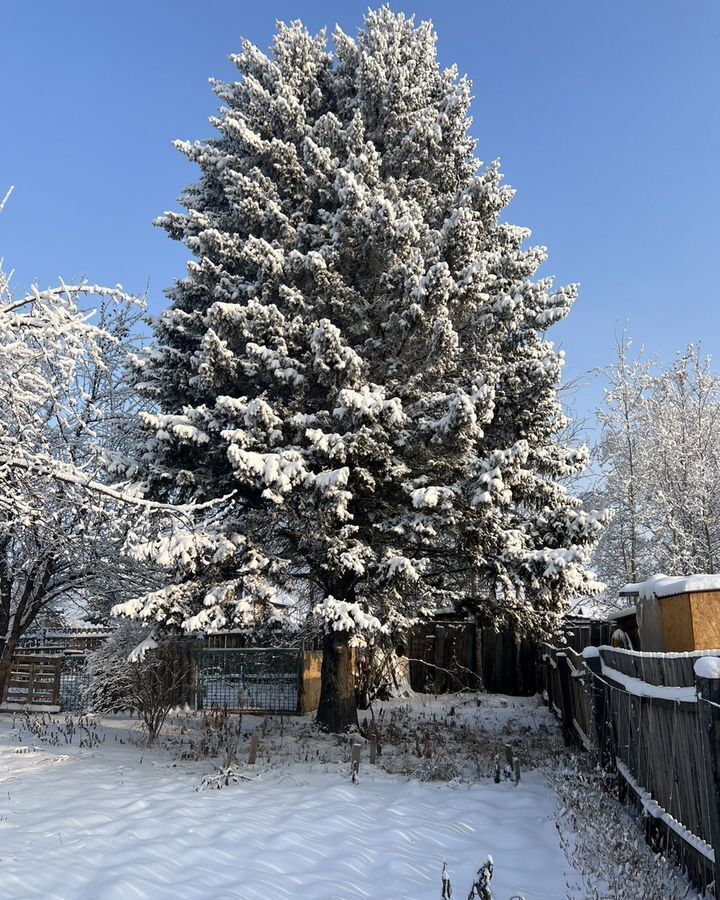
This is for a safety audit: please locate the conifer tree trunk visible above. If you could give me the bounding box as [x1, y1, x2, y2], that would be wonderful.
[316, 630, 358, 732]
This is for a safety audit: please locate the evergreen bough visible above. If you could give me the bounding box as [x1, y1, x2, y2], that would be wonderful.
[117, 8, 606, 730]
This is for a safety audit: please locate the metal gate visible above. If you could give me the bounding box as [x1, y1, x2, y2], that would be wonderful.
[59, 655, 91, 711]
[197, 647, 302, 714]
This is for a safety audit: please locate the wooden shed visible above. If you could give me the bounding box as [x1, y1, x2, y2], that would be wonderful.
[606, 605, 640, 650]
[620, 575, 720, 652]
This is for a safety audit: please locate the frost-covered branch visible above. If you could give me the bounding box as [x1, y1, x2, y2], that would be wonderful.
[0, 246, 163, 689]
[590, 338, 720, 604]
[114, 9, 607, 730]
[0, 455, 235, 513]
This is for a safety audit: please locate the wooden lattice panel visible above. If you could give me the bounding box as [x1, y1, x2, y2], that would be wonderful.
[3, 655, 61, 708]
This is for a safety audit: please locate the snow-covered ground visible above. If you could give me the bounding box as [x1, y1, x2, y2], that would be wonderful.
[0, 694, 691, 899]
[0, 695, 579, 899]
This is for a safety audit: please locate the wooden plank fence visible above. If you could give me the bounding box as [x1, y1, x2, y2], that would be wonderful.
[1, 654, 61, 710]
[544, 643, 720, 893]
[0, 643, 323, 716]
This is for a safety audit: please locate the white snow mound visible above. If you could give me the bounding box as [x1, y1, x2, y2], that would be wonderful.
[620, 573, 720, 600]
[694, 655, 720, 680]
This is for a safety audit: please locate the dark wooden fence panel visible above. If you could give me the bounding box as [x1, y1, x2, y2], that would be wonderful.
[599, 646, 719, 687]
[477, 627, 539, 695]
[406, 621, 478, 693]
[544, 643, 720, 892]
[406, 620, 540, 695]
[565, 649, 594, 748]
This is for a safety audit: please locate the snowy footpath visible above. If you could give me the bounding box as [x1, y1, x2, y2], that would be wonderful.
[0, 706, 579, 899]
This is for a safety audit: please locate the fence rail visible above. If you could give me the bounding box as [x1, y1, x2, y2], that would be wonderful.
[1, 655, 62, 709]
[3, 643, 319, 716]
[544, 643, 720, 893]
[599, 645, 720, 687]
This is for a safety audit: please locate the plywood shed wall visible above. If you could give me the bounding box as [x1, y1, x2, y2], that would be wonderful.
[662, 591, 720, 651]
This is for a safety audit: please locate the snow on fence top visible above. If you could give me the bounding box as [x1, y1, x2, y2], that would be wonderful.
[599, 660, 698, 703]
[620, 573, 720, 600]
[597, 645, 720, 689]
[597, 644, 720, 660]
[615, 760, 716, 864]
[694, 655, 720, 680]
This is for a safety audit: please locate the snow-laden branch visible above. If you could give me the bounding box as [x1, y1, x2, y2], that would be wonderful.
[2, 281, 143, 318]
[0, 454, 235, 514]
[0, 186, 13, 215]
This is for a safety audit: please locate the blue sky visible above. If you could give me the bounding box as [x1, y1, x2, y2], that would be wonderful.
[2, 1, 719, 425]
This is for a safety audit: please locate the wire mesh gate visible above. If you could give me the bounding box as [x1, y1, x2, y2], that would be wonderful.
[59, 655, 91, 711]
[197, 647, 302, 714]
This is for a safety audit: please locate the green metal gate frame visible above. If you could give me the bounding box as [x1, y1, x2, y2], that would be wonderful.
[197, 647, 303, 714]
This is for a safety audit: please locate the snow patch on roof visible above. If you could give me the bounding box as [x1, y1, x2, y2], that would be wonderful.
[620, 573, 720, 600]
[606, 605, 636, 621]
[568, 604, 608, 621]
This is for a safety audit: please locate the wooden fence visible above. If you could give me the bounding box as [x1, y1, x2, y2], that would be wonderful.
[406, 619, 540, 695]
[1, 643, 323, 716]
[544, 644, 720, 893]
[1, 654, 61, 710]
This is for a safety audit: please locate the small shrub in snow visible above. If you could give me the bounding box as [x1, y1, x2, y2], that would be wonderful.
[194, 705, 244, 768]
[355, 644, 408, 709]
[196, 766, 254, 791]
[550, 755, 699, 899]
[440, 857, 497, 900]
[467, 856, 494, 900]
[415, 755, 461, 783]
[11, 711, 102, 750]
[86, 623, 188, 745]
[441, 862, 452, 899]
[85, 622, 151, 713]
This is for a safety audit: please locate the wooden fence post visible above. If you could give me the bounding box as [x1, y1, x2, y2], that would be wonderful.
[52, 657, 61, 708]
[694, 660, 720, 890]
[583, 649, 613, 768]
[543, 653, 554, 710]
[556, 652, 575, 747]
[351, 742, 362, 782]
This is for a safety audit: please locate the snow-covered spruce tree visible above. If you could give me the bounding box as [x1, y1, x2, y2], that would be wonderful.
[117, 9, 605, 731]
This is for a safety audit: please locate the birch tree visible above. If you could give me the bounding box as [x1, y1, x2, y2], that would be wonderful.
[0, 239, 149, 696]
[592, 341, 720, 601]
